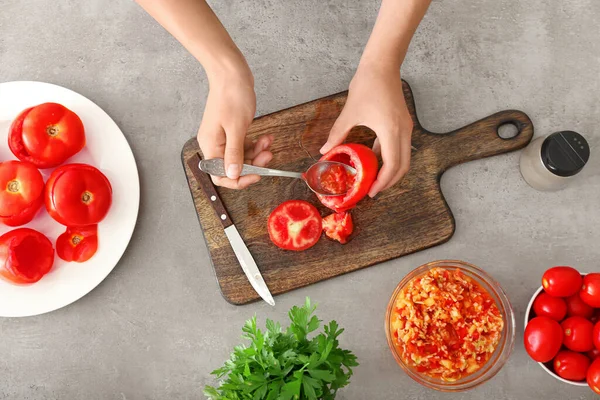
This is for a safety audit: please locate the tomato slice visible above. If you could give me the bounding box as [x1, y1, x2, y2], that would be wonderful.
[316, 144, 378, 212]
[267, 200, 322, 251]
[9, 103, 85, 169]
[0, 228, 54, 284]
[56, 225, 99, 263]
[322, 212, 353, 244]
[45, 164, 112, 226]
[0, 160, 44, 226]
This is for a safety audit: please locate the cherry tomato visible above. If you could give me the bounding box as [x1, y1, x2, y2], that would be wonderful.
[317, 144, 378, 212]
[553, 350, 591, 381]
[9, 103, 85, 169]
[45, 164, 112, 226]
[533, 292, 567, 321]
[580, 273, 600, 308]
[524, 316, 563, 363]
[0, 161, 44, 226]
[587, 348, 600, 361]
[0, 228, 54, 284]
[542, 266, 582, 298]
[562, 316, 594, 352]
[267, 200, 322, 251]
[56, 225, 98, 263]
[322, 212, 353, 244]
[588, 358, 600, 395]
[594, 321, 600, 352]
[592, 309, 600, 324]
[565, 293, 595, 319]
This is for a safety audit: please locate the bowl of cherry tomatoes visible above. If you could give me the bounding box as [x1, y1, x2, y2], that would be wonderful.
[524, 267, 600, 395]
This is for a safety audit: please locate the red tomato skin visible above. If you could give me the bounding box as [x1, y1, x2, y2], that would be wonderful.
[588, 358, 600, 395]
[1, 196, 43, 227]
[594, 322, 600, 352]
[588, 348, 600, 361]
[533, 292, 567, 321]
[45, 164, 112, 226]
[553, 350, 591, 381]
[524, 316, 564, 363]
[580, 273, 600, 308]
[267, 200, 322, 251]
[322, 212, 353, 244]
[56, 225, 99, 263]
[0, 228, 54, 284]
[0, 161, 45, 226]
[317, 144, 378, 212]
[542, 266, 583, 298]
[562, 316, 595, 352]
[565, 293, 595, 319]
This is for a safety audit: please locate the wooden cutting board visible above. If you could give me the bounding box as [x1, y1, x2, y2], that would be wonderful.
[181, 81, 534, 305]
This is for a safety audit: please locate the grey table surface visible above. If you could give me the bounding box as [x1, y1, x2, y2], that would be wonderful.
[1, 0, 599, 399]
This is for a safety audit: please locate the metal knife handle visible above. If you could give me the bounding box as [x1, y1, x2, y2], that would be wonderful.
[187, 153, 233, 229]
[199, 158, 302, 179]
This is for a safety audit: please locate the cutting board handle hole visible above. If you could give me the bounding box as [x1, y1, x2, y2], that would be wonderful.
[497, 122, 519, 139]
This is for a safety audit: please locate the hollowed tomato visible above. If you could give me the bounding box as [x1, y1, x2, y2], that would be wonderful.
[56, 225, 99, 263]
[0, 228, 54, 284]
[267, 200, 322, 251]
[0, 161, 44, 226]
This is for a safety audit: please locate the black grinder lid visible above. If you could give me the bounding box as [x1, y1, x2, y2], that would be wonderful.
[541, 131, 590, 177]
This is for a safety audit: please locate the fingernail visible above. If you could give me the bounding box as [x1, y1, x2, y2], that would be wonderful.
[227, 164, 240, 179]
[320, 144, 330, 154]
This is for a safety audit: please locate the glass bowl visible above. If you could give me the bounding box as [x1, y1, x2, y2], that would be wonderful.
[385, 260, 516, 392]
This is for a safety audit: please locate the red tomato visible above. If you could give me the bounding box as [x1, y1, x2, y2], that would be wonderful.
[588, 348, 600, 361]
[562, 316, 594, 352]
[316, 144, 378, 212]
[524, 316, 563, 363]
[322, 212, 353, 244]
[553, 350, 591, 381]
[267, 200, 322, 251]
[0, 228, 54, 284]
[9, 103, 85, 169]
[594, 322, 600, 351]
[592, 309, 600, 324]
[580, 273, 600, 308]
[533, 292, 567, 321]
[0, 161, 44, 226]
[565, 293, 595, 319]
[56, 225, 98, 263]
[45, 164, 112, 226]
[588, 358, 600, 395]
[542, 266, 582, 298]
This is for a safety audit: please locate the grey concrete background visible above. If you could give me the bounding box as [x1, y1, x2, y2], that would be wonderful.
[1, 0, 599, 398]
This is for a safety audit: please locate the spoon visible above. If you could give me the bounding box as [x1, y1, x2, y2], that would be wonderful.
[198, 158, 357, 196]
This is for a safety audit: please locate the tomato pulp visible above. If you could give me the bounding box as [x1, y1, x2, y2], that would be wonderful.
[45, 164, 112, 226]
[0, 228, 54, 284]
[316, 144, 378, 212]
[9, 103, 85, 169]
[322, 212, 353, 244]
[0, 161, 44, 226]
[267, 200, 322, 251]
[56, 225, 99, 263]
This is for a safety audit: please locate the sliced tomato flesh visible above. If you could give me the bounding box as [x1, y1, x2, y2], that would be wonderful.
[56, 225, 99, 263]
[268, 200, 322, 251]
[0, 228, 54, 284]
[322, 212, 353, 244]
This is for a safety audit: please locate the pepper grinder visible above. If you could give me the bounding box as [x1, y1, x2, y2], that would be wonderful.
[520, 131, 590, 191]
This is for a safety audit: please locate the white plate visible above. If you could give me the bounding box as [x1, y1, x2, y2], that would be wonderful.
[0, 81, 140, 317]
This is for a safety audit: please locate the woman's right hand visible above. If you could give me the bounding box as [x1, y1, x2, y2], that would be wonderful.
[197, 65, 273, 189]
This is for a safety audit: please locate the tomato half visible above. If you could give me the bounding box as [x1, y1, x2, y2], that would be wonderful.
[267, 200, 322, 251]
[56, 225, 98, 263]
[542, 266, 582, 298]
[533, 292, 567, 321]
[565, 293, 594, 319]
[0, 228, 54, 284]
[322, 212, 353, 244]
[9, 103, 85, 169]
[588, 358, 600, 395]
[594, 322, 600, 352]
[524, 316, 563, 363]
[553, 350, 591, 381]
[580, 273, 600, 308]
[562, 316, 594, 352]
[0, 161, 44, 226]
[316, 144, 378, 212]
[45, 164, 112, 226]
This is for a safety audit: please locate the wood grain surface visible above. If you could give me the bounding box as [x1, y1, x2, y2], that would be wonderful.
[181, 80, 534, 305]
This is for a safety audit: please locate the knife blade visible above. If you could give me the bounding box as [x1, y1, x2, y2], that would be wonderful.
[187, 153, 275, 306]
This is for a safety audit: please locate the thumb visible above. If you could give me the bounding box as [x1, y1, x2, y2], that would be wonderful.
[224, 125, 247, 180]
[320, 111, 354, 154]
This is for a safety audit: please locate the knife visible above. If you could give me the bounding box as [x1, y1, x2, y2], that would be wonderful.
[187, 153, 275, 306]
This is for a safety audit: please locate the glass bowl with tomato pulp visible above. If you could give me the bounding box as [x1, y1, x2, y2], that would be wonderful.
[385, 260, 516, 391]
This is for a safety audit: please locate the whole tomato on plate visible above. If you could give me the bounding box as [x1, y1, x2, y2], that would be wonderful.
[565, 293, 594, 319]
[322, 212, 353, 244]
[56, 225, 98, 263]
[533, 292, 567, 321]
[580, 273, 600, 308]
[542, 266, 582, 298]
[45, 164, 112, 226]
[524, 316, 563, 363]
[562, 316, 594, 352]
[316, 144, 378, 212]
[0, 228, 54, 284]
[267, 200, 322, 251]
[0, 161, 44, 226]
[9, 103, 85, 169]
[588, 358, 600, 395]
[553, 350, 590, 381]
